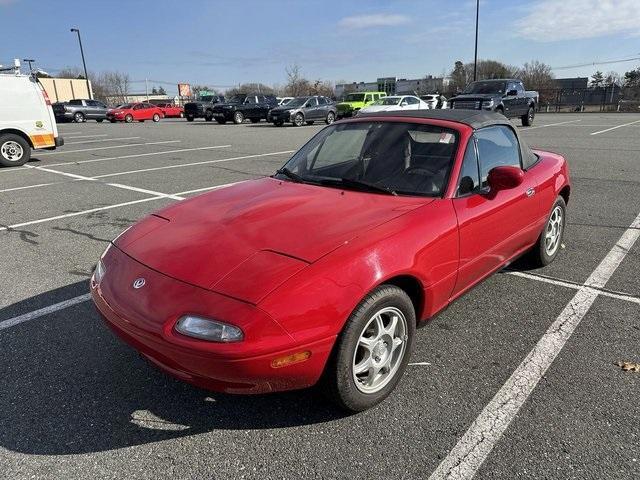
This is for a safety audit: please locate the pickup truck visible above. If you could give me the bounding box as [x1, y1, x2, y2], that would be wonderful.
[449, 79, 538, 126]
[52, 99, 109, 123]
[209, 93, 278, 124]
[183, 95, 225, 122]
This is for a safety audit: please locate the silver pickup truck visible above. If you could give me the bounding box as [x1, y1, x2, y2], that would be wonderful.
[52, 99, 109, 123]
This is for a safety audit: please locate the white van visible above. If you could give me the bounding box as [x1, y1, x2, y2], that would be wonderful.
[0, 65, 63, 167]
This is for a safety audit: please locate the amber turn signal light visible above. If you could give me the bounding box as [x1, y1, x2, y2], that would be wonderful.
[270, 351, 311, 369]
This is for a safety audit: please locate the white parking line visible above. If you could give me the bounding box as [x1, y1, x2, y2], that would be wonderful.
[428, 210, 640, 480]
[43, 144, 232, 167]
[507, 271, 640, 305]
[0, 182, 64, 193]
[36, 140, 181, 156]
[65, 136, 141, 145]
[590, 119, 640, 135]
[0, 294, 93, 331]
[520, 119, 582, 131]
[25, 165, 185, 201]
[65, 134, 108, 139]
[91, 150, 295, 178]
[0, 181, 241, 232]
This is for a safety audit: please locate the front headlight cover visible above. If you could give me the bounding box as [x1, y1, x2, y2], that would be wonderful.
[175, 315, 244, 342]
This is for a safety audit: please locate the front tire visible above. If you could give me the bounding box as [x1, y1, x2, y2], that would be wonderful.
[186, 115, 194, 122]
[522, 106, 535, 126]
[326, 112, 335, 124]
[125, 114, 133, 123]
[528, 196, 566, 267]
[292, 113, 304, 127]
[152, 113, 161, 122]
[233, 111, 244, 124]
[321, 285, 415, 411]
[204, 111, 213, 122]
[0, 133, 31, 167]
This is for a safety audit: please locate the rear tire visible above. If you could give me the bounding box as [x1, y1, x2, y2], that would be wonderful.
[233, 111, 244, 124]
[527, 196, 566, 267]
[216, 118, 226, 124]
[0, 133, 31, 167]
[74, 112, 85, 123]
[320, 285, 415, 412]
[204, 111, 213, 122]
[521, 106, 535, 126]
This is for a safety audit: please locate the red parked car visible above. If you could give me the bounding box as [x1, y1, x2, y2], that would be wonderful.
[91, 110, 570, 411]
[157, 103, 184, 118]
[106, 102, 164, 123]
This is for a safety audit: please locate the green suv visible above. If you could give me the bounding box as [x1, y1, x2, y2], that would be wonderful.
[336, 91, 386, 118]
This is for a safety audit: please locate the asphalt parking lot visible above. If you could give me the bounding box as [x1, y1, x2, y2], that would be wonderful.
[1, 113, 639, 480]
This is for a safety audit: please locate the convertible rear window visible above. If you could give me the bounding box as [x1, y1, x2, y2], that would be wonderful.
[278, 121, 459, 197]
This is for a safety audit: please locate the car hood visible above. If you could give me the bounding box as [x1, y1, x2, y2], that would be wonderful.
[115, 177, 430, 301]
[452, 93, 498, 101]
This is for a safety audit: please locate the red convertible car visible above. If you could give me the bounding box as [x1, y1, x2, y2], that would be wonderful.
[157, 103, 184, 118]
[106, 102, 164, 123]
[91, 110, 570, 411]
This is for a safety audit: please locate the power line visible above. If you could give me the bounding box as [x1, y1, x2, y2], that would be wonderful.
[552, 55, 640, 71]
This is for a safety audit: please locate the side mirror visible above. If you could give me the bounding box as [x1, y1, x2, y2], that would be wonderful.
[507, 89, 518, 96]
[487, 166, 524, 191]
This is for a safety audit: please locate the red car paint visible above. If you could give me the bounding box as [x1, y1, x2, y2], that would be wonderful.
[91, 115, 570, 394]
[106, 102, 164, 122]
[157, 103, 184, 118]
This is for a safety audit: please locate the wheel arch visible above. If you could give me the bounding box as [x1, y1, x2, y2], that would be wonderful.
[559, 184, 570, 205]
[0, 128, 34, 148]
[378, 274, 424, 324]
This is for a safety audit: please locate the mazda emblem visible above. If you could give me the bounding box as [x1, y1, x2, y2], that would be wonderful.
[132, 278, 146, 289]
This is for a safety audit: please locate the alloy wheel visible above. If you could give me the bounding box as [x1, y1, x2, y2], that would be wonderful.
[545, 205, 563, 256]
[352, 306, 408, 394]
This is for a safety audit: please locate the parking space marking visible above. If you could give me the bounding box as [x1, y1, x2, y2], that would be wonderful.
[25, 165, 185, 201]
[0, 181, 241, 233]
[590, 119, 640, 135]
[35, 140, 181, 156]
[507, 271, 640, 305]
[429, 210, 640, 480]
[91, 150, 296, 178]
[65, 136, 141, 145]
[42, 144, 232, 167]
[519, 119, 581, 131]
[65, 134, 108, 139]
[0, 294, 92, 331]
[0, 182, 64, 193]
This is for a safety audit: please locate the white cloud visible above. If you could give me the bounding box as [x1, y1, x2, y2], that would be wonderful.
[516, 0, 640, 41]
[338, 13, 411, 29]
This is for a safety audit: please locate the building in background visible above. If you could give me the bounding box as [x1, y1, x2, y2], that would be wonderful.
[335, 75, 451, 99]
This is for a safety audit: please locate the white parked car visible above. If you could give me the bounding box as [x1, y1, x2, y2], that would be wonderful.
[0, 61, 63, 167]
[357, 95, 429, 115]
[419, 94, 448, 109]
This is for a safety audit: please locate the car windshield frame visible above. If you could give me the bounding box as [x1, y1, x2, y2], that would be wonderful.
[227, 95, 247, 104]
[285, 97, 309, 108]
[274, 121, 460, 198]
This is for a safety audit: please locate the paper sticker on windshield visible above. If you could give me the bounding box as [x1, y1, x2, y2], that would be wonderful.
[439, 132, 454, 144]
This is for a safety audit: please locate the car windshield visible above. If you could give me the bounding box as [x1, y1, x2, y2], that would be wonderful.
[275, 122, 458, 197]
[463, 81, 507, 94]
[285, 97, 308, 108]
[200, 95, 215, 102]
[375, 97, 402, 106]
[281, 98, 293, 105]
[344, 93, 365, 102]
[227, 95, 246, 104]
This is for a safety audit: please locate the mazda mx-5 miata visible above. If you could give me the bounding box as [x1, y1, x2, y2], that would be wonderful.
[91, 110, 570, 411]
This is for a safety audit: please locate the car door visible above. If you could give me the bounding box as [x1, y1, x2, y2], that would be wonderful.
[305, 97, 319, 119]
[317, 96, 329, 118]
[404, 96, 421, 110]
[451, 125, 540, 296]
[132, 103, 144, 120]
[515, 81, 527, 115]
[504, 82, 519, 116]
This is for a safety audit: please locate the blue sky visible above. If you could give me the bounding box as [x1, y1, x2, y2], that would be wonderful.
[2, 0, 639, 94]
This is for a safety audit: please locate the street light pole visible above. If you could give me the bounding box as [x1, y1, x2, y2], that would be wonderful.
[70, 28, 92, 99]
[473, 0, 479, 82]
[23, 59, 35, 72]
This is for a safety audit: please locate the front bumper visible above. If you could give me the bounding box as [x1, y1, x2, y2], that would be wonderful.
[269, 111, 291, 123]
[91, 245, 334, 394]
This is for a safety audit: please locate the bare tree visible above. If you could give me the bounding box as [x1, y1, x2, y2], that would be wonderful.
[516, 60, 555, 91]
[225, 83, 275, 97]
[285, 63, 310, 97]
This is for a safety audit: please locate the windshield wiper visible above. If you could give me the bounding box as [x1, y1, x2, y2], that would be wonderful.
[319, 177, 397, 196]
[274, 167, 305, 183]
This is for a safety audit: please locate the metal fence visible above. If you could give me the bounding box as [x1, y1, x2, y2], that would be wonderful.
[535, 86, 640, 113]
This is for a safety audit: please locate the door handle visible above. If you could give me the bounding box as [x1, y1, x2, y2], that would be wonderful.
[526, 187, 535, 197]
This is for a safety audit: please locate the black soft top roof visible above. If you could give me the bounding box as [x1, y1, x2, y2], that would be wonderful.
[355, 109, 512, 130]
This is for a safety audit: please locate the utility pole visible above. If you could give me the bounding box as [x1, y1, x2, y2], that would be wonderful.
[70, 28, 92, 98]
[145, 78, 149, 101]
[473, 0, 479, 82]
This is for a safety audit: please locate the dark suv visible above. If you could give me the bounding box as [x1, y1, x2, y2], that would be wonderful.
[210, 94, 278, 124]
[268, 96, 336, 127]
[183, 95, 225, 122]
